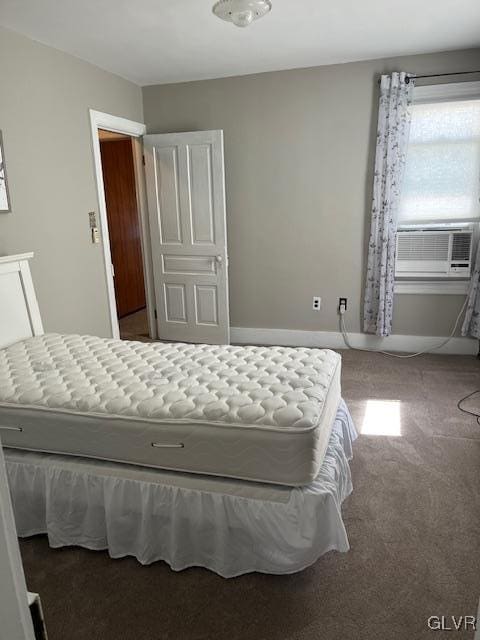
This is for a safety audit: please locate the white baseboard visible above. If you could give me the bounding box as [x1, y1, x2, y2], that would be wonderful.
[231, 327, 478, 355]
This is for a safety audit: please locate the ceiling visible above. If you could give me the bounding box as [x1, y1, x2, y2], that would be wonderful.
[1, 0, 479, 86]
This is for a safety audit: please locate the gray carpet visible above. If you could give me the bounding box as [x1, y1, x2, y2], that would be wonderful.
[18, 350, 480, 640]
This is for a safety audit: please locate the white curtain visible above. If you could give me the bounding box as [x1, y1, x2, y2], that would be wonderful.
[462, 242, 480, 339]
[363, 72, 414, 336]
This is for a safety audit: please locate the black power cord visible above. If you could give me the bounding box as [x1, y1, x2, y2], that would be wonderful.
[457, 390, 480, 426]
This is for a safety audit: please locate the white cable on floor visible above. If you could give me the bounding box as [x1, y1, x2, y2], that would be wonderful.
[340, 296, 469, 358]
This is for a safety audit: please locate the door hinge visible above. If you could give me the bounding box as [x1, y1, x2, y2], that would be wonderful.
[154, 308, 157, 319]
[111, 263, 115, 278]
[142, 154, 145, 166]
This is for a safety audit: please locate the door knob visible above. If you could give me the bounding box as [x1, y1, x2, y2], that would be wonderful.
[215, 255, 223, 264]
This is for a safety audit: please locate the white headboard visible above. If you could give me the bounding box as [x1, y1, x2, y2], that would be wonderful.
[0, 253, 44, 349]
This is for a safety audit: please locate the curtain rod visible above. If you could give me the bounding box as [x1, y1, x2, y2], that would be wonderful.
[404, 69, 480, 84]
[377, 70, 480, 84]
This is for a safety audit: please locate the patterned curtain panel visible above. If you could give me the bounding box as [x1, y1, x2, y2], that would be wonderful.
[461, 242, 480, 339]
[363, 72, 414, 336]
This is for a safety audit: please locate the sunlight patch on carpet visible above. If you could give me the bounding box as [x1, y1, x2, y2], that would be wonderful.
[361, 399, 402, 436]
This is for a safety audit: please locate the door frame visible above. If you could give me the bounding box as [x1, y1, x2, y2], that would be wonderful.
[0, 441, 36, 640]
[89, 109, 157, 340]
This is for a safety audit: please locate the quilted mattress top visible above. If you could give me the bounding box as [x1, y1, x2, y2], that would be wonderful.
[0, 334, 340, 432]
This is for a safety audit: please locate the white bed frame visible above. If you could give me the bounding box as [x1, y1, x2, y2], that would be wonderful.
[0, 253, 44, 350]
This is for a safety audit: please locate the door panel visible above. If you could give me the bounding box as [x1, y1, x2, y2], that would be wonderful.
[195, 285, 218, 325]
[162, 255, 216, 275]
[100, 139, 146, 318]
[164, 284, 187, 323]
[188, 144, 215, 244]
[144, 130, 229, 344]
[157, 146, 183, 244]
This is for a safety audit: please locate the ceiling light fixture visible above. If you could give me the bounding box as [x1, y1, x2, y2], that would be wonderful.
[212, 0, 272, 28]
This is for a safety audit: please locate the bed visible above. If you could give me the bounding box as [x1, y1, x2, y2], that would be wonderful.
[0, 253, 357, 576]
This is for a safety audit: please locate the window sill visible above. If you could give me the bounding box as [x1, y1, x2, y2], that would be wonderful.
[394, 281, 470, 295]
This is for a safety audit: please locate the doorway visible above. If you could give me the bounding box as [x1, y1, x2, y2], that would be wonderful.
[98, 130, 148, 341]
[89, 110, 156, 341]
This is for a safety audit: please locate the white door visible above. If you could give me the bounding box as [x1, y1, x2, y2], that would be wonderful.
[144, 130, 230, 344]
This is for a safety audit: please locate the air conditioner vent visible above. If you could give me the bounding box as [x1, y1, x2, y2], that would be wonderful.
[396, 233, 449, 261]
[451, 233, 472, 261]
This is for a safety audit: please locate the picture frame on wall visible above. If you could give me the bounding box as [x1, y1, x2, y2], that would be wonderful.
[0, 131, 11, 212]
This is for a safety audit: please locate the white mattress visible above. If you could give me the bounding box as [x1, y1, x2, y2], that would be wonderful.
[0, 334, 342, 486]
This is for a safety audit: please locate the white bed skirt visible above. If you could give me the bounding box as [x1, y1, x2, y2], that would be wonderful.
[5, 401, 357, 578]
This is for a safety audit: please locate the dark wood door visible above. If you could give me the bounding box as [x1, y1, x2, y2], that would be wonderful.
[100, 138, 146, 318]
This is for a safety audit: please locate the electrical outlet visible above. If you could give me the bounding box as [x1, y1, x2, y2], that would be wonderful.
[338, 298, 348, 314]
[312, 297, 321, 311]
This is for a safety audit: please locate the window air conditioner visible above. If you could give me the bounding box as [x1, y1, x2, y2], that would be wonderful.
[395, 225, 474, 278]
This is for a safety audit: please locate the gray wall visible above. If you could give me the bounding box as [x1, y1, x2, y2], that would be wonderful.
[0, 27, 143, 337]
[143, 48, 480, 336]
[1, 29, 478, 339]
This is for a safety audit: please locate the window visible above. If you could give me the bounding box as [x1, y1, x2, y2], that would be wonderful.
[399, 98, 480, 222]
[395, 82, 480, 294]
